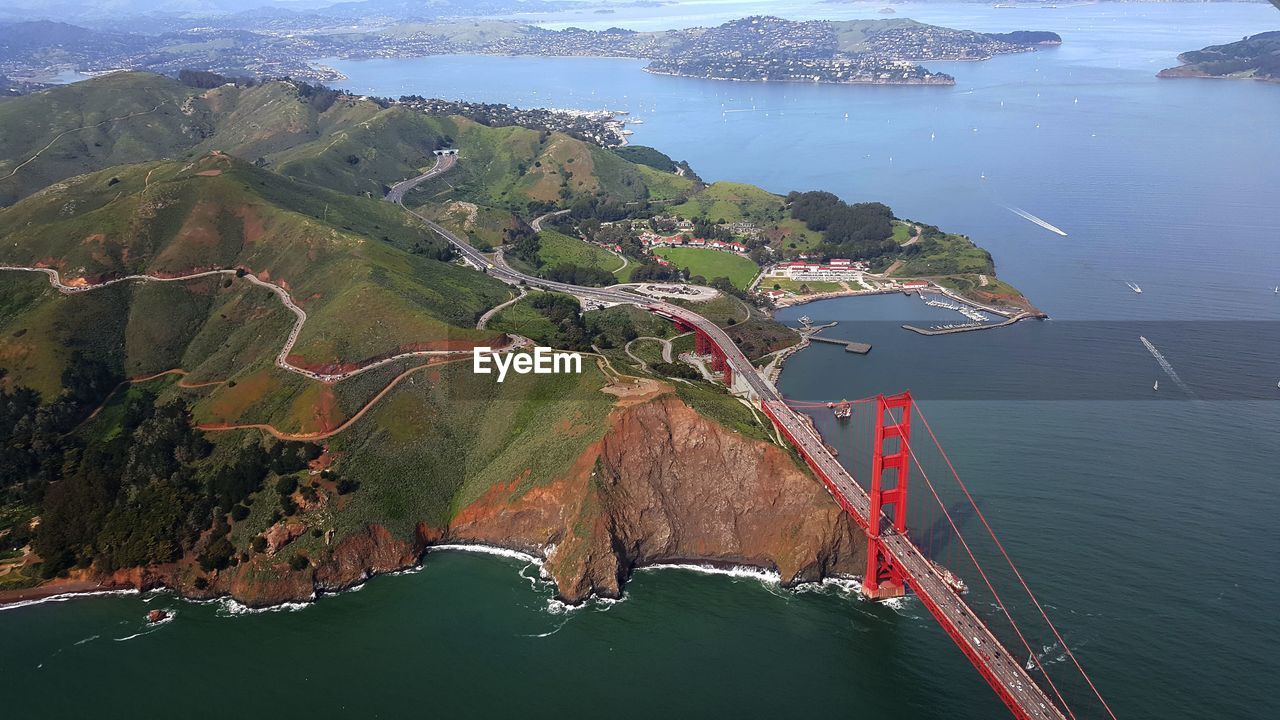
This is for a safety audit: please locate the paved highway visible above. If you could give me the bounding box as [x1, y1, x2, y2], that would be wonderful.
[387, 157, 1068, 720]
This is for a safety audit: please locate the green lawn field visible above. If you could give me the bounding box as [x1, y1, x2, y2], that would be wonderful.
[652, 247, 760, 290]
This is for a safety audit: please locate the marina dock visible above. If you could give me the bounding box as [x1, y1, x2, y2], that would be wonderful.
[808, 336, 872, 354]
[902, 312, 1035, 336]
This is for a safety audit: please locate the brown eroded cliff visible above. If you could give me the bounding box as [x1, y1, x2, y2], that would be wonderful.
[449, 392, 864, 603]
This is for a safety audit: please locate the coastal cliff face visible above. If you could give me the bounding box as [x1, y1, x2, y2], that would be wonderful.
[448, 393, 864, 603]
[5, 389, 862, 608]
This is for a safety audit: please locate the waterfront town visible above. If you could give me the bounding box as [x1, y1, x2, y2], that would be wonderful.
[0, 14, 1057, 90]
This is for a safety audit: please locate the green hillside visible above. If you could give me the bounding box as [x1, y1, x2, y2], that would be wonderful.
[669, 182, 786, 224]
[0, 154, 509, 389]
[0, 70, 822, 601]
[0, 72, 203, 205]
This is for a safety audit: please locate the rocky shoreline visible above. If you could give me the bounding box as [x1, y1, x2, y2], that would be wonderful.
[3, 391, 866, 611]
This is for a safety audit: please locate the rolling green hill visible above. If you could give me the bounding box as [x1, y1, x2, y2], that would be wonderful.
[0, 153, 509, 392]
[0, 72, 204, 206]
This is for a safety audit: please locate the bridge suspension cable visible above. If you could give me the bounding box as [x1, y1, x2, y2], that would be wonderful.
[911, 402, 1119, 720]
[884, 408, 1079, 719]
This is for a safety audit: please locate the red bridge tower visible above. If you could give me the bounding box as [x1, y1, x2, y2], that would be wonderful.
[863, 392, 913, 600]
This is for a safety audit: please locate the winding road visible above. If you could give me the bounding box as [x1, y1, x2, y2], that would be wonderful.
[0, 265, 485, 384]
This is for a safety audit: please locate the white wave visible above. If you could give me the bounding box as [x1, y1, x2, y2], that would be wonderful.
[639, 562, 783, 585]
[522, 620, 569, 638]
[427, 543, 542, 564]
[545, 591, 627, 615]
[0, 588, 141, 612]
[1005, 205, 1068, 236]
[211, 596, 315, 616]
[73, 634, 100, 646]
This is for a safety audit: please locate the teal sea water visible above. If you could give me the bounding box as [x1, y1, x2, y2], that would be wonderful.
[4, 4, 1278, 718]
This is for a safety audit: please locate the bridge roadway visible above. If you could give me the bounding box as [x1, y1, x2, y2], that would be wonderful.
[387, 159, 1068, 720]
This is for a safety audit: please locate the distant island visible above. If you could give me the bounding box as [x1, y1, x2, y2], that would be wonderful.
[1158, 31, 1280, 83]
[0, 15, 1061, 88]
[334, 16, 1062, 88]
[637, 17, 1060, 86]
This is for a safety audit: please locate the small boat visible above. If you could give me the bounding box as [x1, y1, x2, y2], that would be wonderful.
[1126, 281, 1143, 294]
[1153, 380, 1159, 392]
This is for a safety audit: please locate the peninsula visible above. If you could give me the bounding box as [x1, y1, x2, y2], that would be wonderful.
[0, 72, 1029, 609]
[1158, 31, 1280, 83]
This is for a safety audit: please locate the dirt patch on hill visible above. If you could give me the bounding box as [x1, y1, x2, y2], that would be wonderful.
[204, 368, 274, 423]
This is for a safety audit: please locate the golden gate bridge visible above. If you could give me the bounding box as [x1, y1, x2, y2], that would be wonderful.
[658, 307, 1117, 720]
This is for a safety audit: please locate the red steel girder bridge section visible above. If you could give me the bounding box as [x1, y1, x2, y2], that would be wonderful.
[648, 305, 1112, 719]
[669, 315, 733, 387]
[762, 394, 1115, 720]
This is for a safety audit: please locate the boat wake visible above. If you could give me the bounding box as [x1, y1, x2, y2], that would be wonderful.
[1005, 205, 1068, 236]
[1140, 336, 1196, 398]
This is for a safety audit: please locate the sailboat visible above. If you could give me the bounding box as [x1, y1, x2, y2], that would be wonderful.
[1153, 380, 1159, 392]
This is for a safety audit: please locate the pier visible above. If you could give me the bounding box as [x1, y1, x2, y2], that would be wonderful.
[808, 336, 873, 353]
[902, 312, 1035, 336]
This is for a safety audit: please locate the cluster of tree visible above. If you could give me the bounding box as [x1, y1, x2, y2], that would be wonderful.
[291, 80, 345, 113]
[527, 293, 593, 351]
[177, 69, 256, 89]
[630, 262, 684, 283]
[510, 231, 543, 267]
[1, 355, 327, 578]
[0, 354, 121, 508]
[518, 294, 643, 351]
[612, 146, 678, 173]
[651, 362, 701, 380]
[786, 191, 897, 260]
[34, 393, 216, 575]
[690, 218, 734, 243]
[584, 307, 641, 350]
[543, 263, 615, 287]
[568, 195, 631, 224]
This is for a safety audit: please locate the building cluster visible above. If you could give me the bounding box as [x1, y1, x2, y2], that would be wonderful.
[396, 97, 628, 147]
[859, 26, 1030, 62]
[648, 56, 952, 85]
[639, 231, 750, 265]
[767, 259, 870, 280]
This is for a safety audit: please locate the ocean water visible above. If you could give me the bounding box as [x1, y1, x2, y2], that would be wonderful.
[4, 4, 1278, 718]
